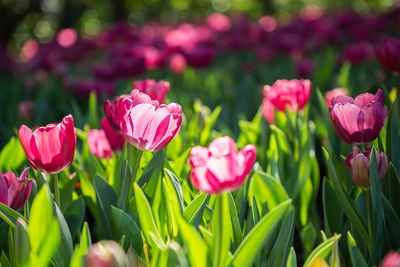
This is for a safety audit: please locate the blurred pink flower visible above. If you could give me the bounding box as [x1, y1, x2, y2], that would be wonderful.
[133, 79, 170, 104]
[88, 129, 113, 159]
[325, 88, 349, 107]
[381, 251, 400, 267]
[169, 53, 186, 74]
[189, 136, 256, 194]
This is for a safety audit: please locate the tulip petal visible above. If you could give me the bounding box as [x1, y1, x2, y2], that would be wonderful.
[354, 93, 375, 108]
[0, 174, 8, 205]
[189, 146, 209, 167]
[209, 136, 237, 157]
[331, 103, 362, 143]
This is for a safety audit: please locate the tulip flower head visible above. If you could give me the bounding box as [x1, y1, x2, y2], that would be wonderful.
[0, 168, 33, 210]
[189, 136, 256, 194]
[101, 118, 125, 151]
[85, 240, 128, 267]
[345, 146, 387, 189]
[262, 79, 311, 124]
[18, 115, 76, 174]
[329, 89, 387, 144]
[380, 251, 400, 267]
[104, 94, 129, 132]
[88, 129, 113, 159]
[324, 88, 349, 107]
[375, 37, 400, 74]
[133, 79, 170, 104]
[118, 89, 182, 152]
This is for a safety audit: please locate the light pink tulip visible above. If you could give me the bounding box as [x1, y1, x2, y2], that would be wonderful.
[88, 129, 113, 159]
[189, 136, 256, 194]
[118, 89, 182, 151]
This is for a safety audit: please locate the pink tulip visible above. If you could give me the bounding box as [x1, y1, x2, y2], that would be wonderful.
[375, 37, 400, 74]
[169, 53, 187, 74]
[329, 89, 387, 144]
[189, 136, 256, 194]
[381, 251, 400, 267]
[262, 79, 311, 124]
[118, 89, 182, 151]
[104, 94, 129, 132]
[0, 168, 32, 210]
[88, 129, 113, 159]
[18, 115, 76, 173]
[345, 146, 387, 189]
[324, 88, 349, 107]
[133, 79, 170, 104]
[101, 118, 125, 151]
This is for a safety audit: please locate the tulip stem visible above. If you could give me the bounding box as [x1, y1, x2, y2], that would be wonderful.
[132, 150, 143, 184]
[53, 173, 61, 209]
[365, 190, 372, 238]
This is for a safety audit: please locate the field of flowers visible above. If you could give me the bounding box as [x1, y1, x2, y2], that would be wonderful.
[1, 4, 400, 267]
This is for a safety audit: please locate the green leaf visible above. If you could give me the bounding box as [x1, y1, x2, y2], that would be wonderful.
[134, 183, 166, 249]
[200, 105, 222, 145]
[169, 148, 191, 178]
[117, 160, 132, 210]
[248, 169, 288, 215]
[386, 100, 400, 177]
[231, 199, 292, 267]
[347, 231, 367, 266]
[369, 149, 389, 264]
[212, 193, 231, 267]
[64, 198, 85, 239]
[228, 192, 243, 246]
[268, 209, 295, 267]
[303, 234, 341, 267]
[300, 223, 317, 255]
[94, 175, 117, 239]
[0, 202, 25, 229]
[286, 247, 297, 267]
[138, 149, 165, 198]
[13, 218, 30, 266]
[80, 221, 92, 253]
[184, 192, 209, 225]
[111, 206, 143, 254]
[176, 215, 208, 267]
[0, 137, 25, 172]
[88, 91, 99, 129]
[28, 185, 60, 267]
[322, 147, 372, 249]
[322, 179, 343, 236]
[337, 61, 351, 89]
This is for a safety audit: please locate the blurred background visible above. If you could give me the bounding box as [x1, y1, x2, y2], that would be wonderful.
[1, 0, 395, 50]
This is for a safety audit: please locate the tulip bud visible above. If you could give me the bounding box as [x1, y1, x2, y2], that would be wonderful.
[85, 240, 128, 267]
[345, 147, 388, 189]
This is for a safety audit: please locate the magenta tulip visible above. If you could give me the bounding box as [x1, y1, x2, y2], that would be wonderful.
[104, 94, 129, 132]
[87, 129, 113, 159]
[133, 79, 170, 104]
[345, 146, 387, 189]
[118, 89, 182, 151]
[101, 118, 125, 151]
[375, 37, 400, 74]
[189, 136, 256, 194]
[329, 89, 387, 144]
[18, 115, 76, 173]
[0, 168, 32, 210]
